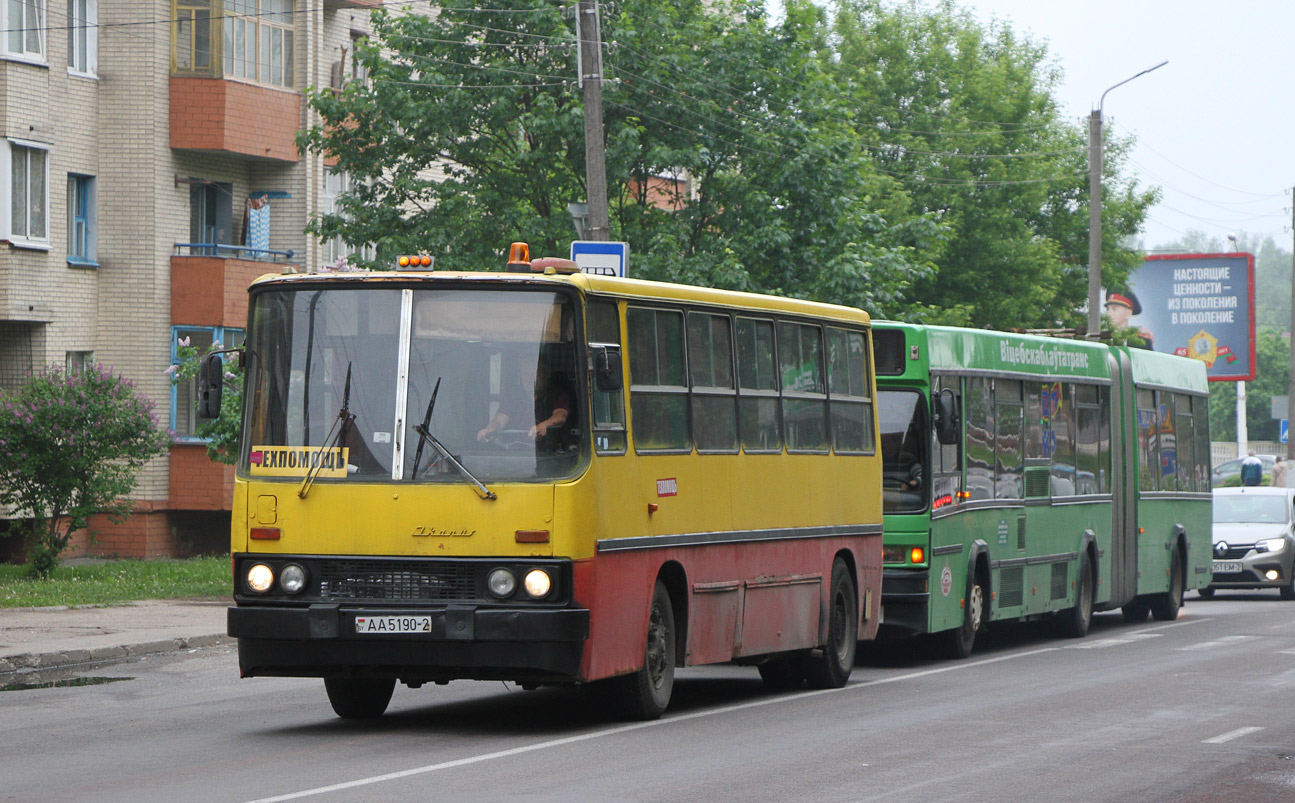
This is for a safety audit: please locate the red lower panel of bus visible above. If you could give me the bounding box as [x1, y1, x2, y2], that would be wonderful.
[572, 535, 881, 682]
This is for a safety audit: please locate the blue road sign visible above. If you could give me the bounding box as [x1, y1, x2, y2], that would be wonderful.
[1282, 419, 1289, 444]
[570, 241, 629, 277]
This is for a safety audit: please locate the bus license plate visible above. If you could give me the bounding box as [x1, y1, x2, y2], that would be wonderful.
[355, 615, 433, 634]
[1213, 561, 1243, 574]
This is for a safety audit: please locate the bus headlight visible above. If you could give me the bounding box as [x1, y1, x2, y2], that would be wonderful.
[487, 568, 517, 598]
[280, 563, 307, 594]
[523, 569, 552, 599]
[246, 563, 274, 594]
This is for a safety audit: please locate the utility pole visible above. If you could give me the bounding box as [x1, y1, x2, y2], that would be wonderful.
[1288, 191, 1295, 463]
[1086, 61, 1168, 339]
[578, 0, 609, 241]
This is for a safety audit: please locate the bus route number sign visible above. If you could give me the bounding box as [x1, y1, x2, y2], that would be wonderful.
[355, 616, 432, 634]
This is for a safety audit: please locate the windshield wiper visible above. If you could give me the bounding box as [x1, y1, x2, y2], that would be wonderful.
[299, 363, 354, 499]
[411, 423, 496, 501]
[409, 377, 441, 478]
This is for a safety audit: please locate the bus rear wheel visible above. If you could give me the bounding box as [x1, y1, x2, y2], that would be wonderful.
[1151, 548, 1184, 621]
[324, 677, 395, 719]
[804, 559, 858, 689]
[610, 580, 676, 720]
[1057, 552, 1094, 638]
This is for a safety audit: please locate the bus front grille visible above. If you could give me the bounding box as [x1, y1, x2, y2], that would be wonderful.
[318, 560, 479, 603]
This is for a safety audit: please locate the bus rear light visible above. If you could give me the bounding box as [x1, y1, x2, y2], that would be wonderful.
[910, 547, 925, 564]
[515, 530, 550, 543]
[250, 527, 281, 540]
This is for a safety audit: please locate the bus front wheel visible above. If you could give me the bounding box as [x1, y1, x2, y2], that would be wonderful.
[939, 579, 983, 660]
[324, 677, 395, 719]
[804, 559, 858, 689]
[611, 580, 676, 720]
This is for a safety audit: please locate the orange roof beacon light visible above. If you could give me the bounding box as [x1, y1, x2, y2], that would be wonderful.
[397, 255, 433, 269]
[506, 242, 531, 271]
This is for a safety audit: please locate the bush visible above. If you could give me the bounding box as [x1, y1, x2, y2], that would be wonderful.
[0, 366, 172, 577]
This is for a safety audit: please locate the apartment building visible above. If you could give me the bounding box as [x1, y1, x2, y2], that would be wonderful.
[0, 0, 379, 558]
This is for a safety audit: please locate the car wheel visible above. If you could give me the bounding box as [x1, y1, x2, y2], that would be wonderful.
[1197, 587, 1215, 599]
[1282, 569, 1295, 601]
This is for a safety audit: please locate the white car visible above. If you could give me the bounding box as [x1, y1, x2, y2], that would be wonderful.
[1205, 486, 1295, 599]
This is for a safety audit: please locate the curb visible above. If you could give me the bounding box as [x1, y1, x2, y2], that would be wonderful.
[0, 634, 233, 676]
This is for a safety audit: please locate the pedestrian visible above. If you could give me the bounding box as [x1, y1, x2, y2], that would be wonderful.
[1272, 455, 1288, 489]
[1240, 450, 1263, 486]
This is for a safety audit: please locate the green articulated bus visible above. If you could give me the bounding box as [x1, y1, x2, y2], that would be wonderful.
[873, 323, 1211, 658]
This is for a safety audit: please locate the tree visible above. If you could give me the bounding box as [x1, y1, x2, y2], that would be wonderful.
[0, 366, 172, 577]
[298, 0, 938, 313]
[824, 0, 1157, 327]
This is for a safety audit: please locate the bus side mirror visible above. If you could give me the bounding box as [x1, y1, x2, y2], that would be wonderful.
[594, 347, 622, 392]
[197, 352, 224, 419]
[932, 389, 959, 445]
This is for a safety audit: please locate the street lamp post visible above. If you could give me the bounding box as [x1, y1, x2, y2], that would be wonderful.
[1087, 60, 1169, 338]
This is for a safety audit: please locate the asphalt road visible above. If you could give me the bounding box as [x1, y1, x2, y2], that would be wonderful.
[4, 592, 1295, 803]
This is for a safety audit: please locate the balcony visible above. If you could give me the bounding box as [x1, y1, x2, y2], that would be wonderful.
[170, 77, 301, 162]
[171, 247, 298, 328]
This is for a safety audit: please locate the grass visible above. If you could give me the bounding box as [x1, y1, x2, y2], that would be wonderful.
[0, 556, 230, 608]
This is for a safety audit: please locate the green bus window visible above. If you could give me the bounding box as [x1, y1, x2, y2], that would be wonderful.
[828, 327, 873, 454]
[996, 379, 1023, 500]
[1159, 392, 1179, 490]
[1049, 383, 1076, 497]
[1076, 384, 1102, 495]
[588, 300, 626, 454]
[930, 376, 961, 503]
[1193, 394, 1211, 491]
[1137, 388, 1157, 491]
[628, 307, 690, 452]
[1098, 385, 1111, 493]
[688, 312, 737, 453]
[736, 317, 781, 453]
[778, 321, 828, 452]
[964, 376, 995, 500]
[1176, 394, 1195, 491]
[880, 388, 926, 512]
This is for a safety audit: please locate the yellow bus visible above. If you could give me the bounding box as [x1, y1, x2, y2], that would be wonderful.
[217, 246, 884, 720]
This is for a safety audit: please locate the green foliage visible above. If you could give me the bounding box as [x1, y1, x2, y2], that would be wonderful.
[1208, 328, 1290, 443]
[169, 338, 243, 465]
[0, 367, 172, 578]
[0, 557, 228, 608]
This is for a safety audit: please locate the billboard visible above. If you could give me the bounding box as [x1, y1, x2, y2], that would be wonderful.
[1113, 253, 1255, 382]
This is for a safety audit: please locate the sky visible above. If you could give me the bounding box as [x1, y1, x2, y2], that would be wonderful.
[771, 0, 1295, 252]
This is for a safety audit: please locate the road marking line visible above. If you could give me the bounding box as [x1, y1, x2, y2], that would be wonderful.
[1175, 635, 1259, 651]
[243, 648, 1062, 802]
[1203, 726, 1263, 744]
[1068, 633, 1163, 649]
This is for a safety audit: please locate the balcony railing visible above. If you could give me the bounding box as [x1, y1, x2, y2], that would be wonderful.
[174, 243, 295, 262]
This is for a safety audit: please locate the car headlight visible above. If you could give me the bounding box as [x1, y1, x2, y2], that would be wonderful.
[523, 569, 553, 599]
[488, 568, 517, 598]
[1257, 538, 1287, 554]
[246, 563, 274, 594]
[280, 563, 308, 594]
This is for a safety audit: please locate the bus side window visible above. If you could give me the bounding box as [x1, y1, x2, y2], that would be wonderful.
[963, 376, 994, 501]
[628, 306, 690, 452]
[688, 312, 738, 453]
[587, 300, 626, 454]
[931, 376, 962, 502]
[736, 317, 781, 453]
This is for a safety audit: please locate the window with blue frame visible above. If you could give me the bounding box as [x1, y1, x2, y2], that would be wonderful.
[68, 174, 96, 265]
[170, 325, 243, 440]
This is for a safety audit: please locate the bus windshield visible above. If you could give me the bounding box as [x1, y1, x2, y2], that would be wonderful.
[879, 389, 927, 512]
[242, 286, 583, 484]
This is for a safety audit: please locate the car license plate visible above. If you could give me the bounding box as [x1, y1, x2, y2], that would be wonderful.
[355, 615, 432, 634]
[1213, 561, 1243, 574]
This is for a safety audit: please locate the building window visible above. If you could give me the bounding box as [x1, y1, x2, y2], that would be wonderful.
[223, 0, 294, 88]
[7, 0, 45, 59]
[67, 0, 95, 73]
[171, 325, 244, 439]
[68, 174, 96, 264]
[189, 181, 233, 251]
[8, 141, 48, 246]
[321, 170, 375, 265]
[65, 350, 94, 374]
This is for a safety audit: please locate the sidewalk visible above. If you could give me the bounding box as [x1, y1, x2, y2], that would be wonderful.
[0, 599, 231, 675]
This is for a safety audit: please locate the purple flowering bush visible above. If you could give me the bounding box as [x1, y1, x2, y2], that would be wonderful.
[0, 366, 172, 577]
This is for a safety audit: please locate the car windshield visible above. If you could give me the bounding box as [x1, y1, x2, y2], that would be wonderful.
[1213, 494, 1291, 524]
